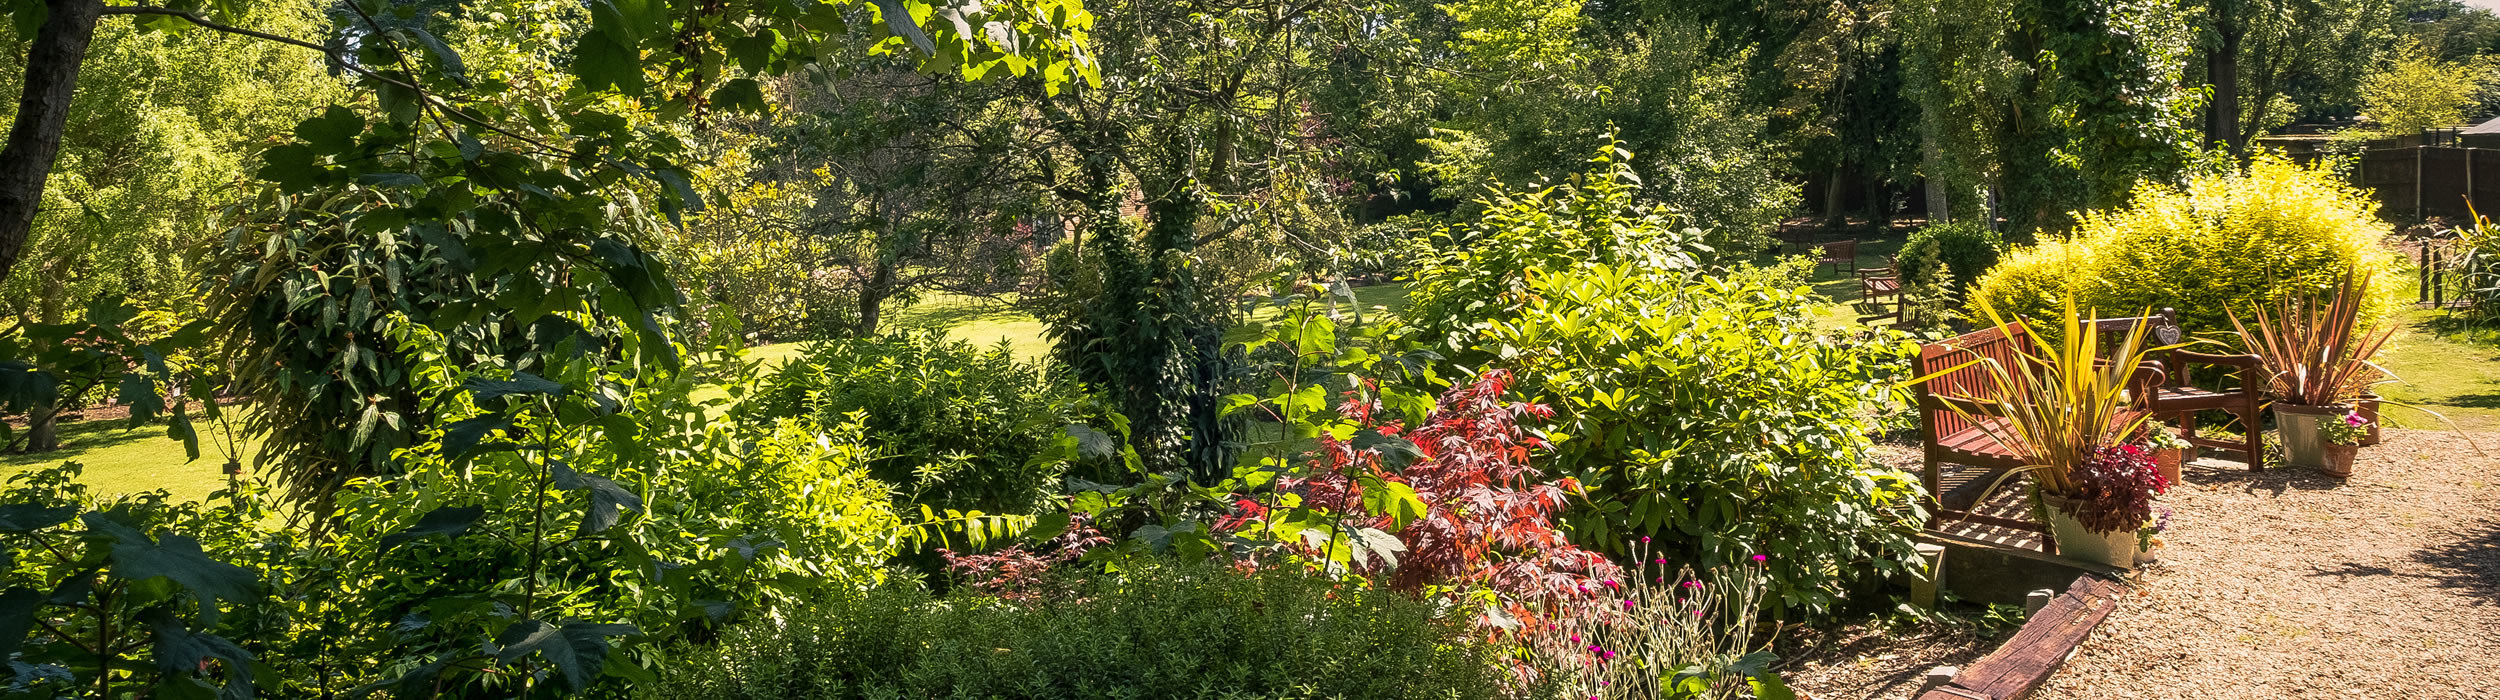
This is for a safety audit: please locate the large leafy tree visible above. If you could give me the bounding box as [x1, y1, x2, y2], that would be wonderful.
[0, 0, 341, 329]
[0, 0, 1096, 289]
[1030, 0, 1427, 480]
[1901, 0, 2204, 234]
[1421, 0, 1795, 252]
[2, 0, 1095, 500]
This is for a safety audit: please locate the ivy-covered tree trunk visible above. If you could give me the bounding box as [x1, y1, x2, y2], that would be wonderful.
[0, 0, 104, 287]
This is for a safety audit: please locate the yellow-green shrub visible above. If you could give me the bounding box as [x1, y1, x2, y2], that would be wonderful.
[1969, 154, 2402, 333]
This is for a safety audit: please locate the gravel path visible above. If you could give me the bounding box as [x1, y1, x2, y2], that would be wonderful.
[2035, 428, 2500, 699]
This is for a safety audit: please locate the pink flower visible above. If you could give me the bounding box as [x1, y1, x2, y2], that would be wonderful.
[1569, 634, 1580, 643]
[1751, 554, 1768, 563]
[2345, 413, 2367, 426]
[1622, 600, 1636, 608]
[1692, 609, 1706, 616]
[1640, 536, 1650, 543]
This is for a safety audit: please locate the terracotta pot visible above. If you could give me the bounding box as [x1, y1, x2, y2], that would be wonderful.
[2321, 444, 2358, 478]
[2040, 493, 2140, 569]
[2153, 447, 2184, 485]
[2273, 403, 2344, 470]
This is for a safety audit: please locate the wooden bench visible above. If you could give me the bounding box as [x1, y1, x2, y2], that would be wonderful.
[1913, 322, 2161, 551]
[1858, 254, 1902, 321]
[2088, 309, 2267, 470]
[1815, 239, 1859, 274]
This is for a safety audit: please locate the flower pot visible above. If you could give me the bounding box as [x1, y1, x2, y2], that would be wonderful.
[2040, 494, 2140, 569]
[2152, 447, 2183, 485]
[2321, 444, 2358, 478]
[2273, 403, 2345, 470]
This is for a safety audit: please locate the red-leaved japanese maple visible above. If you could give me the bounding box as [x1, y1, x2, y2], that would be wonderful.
[1254, 369, 1622, 622]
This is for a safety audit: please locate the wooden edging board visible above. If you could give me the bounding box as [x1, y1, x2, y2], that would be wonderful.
[1912, 574, 2125, 700]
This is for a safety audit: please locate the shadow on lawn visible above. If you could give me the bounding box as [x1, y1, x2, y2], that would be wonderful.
[1, 418, 161, 465]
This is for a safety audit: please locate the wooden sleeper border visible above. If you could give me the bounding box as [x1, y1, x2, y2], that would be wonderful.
[1912, 575, 2124, 700]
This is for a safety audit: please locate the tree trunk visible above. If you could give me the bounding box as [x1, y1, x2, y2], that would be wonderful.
[2205, 0, 2244, 156]
[0, 0, 105, 288]
[1921, 107, 1953, 221]
[858, 257, 893, 336]
[1824, 169, 1848, 228]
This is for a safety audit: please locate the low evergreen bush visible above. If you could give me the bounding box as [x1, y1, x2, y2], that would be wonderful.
[641, 565, 1513, 700]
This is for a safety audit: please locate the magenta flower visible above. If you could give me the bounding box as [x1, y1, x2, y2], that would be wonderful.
[1751, 554, 1768, 563]
[1640, 536, 1651, 543]
[1569, 634, 1580, 643]
[1692, 609, 1706, 616]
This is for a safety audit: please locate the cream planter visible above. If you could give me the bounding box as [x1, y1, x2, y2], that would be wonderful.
[2041, 495, 2139, 569]
[2274, 403, 2342, 470]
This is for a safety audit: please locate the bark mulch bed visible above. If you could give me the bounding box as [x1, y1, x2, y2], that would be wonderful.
[2033, 428, 2500, 699]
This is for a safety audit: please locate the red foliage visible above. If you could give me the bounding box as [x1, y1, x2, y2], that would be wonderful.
[939, 513, 1112, 599]
[2066, 444, 2168, 533]
[1261, 370, 1623, 622]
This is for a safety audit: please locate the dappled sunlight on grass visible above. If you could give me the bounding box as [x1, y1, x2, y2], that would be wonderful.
[2, 414, 260, 504]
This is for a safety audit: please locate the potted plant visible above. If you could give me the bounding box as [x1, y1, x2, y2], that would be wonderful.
[2039, 444, 2169, 567]
[2229, 271, 2395, 470]
[1915, 301, 2173, 568]
[2318, 409, 2371, 478]
[2142, 426, 2190, 485]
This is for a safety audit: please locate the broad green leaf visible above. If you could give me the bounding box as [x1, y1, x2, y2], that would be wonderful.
[0, 503, 76, 533]
[380, 505, 486, 550]
[84, 514, 258, 626]
[465, 372, 566, 401]
[549, 462, 643, 536]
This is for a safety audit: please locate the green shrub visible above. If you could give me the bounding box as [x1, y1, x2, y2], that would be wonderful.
[1406, 140, 1705, 353]
[1896, 221, 2003, 294]
[641, 565, 1513, 700]
[750, 331, 1087, 515]
[1482, 263, 1926, 612]
[1969, 154, 2402, 334]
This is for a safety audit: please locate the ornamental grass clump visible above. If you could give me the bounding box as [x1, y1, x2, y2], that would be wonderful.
[2227, 270, 2396, 408]
[1915, 300, 2170, 535]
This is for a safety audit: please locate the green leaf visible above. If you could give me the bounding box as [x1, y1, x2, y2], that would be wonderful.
[710, 78, 768, 114]
[0, 587, 41, 659]
[144, 608, 254, 693]
[85, 513, 258, 626]
[549, 462, 642, 536]
[380, 505, 486, 550]
[572, 29, 645, 94]
[439, 415, 513, 459]
[464, 372, 565, 401]
[294, 105, 364, 154]
[400, 26, 468, 86]
[1351, 429, 1424, 470]
[1749, 670, 1798, 700]
[494, 620, 637, 692]
[0, 503, 77, 533]
[257, 144, 322, 192]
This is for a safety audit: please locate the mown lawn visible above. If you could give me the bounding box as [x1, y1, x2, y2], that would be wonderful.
[1, 413, 258, 503]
